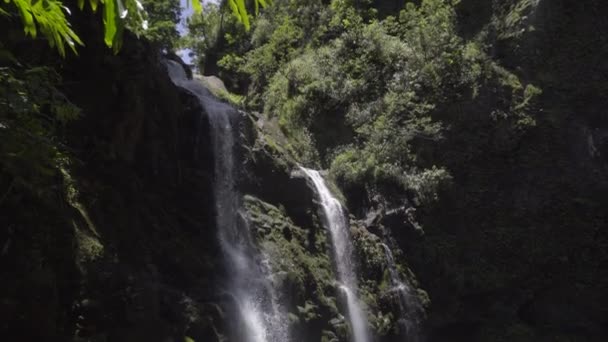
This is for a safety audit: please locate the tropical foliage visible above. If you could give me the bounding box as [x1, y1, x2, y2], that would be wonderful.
[181, 1, 251, 86]
[183, 0, 541, 209]
[1, 0, 83, 56]
[0, 0, 541, 215]
[139, 0, 181, 48]
[0, 0, 270, 56]
[0, 0, 272, 210]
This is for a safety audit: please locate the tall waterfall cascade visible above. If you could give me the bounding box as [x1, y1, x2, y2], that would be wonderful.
[300, 168, 370, 342]
[166, 61, 288, 342]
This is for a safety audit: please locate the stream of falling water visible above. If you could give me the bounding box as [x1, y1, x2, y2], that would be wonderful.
[301, 168, 370, 342]
[166, 60, 287, 342]
[381, 243, 422, 341]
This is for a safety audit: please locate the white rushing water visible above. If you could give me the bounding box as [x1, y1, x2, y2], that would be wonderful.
[166, 60, 287, 342]
[301, 168, 370, 342]
[381, 243, 421, 341]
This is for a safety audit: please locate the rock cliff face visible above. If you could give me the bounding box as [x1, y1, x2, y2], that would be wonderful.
[1, 29, 228, 340]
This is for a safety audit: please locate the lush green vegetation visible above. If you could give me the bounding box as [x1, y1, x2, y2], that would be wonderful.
[0, 0, 268, 56]
[3, 1, 606, 341]
[183, 0, 540, 209]
[140, 0, 181, 48]
[0, 0, 271, 204]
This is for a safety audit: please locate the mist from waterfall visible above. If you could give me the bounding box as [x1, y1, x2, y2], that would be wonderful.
[166, 60, 288, 342]
[300, 168, 370, 342]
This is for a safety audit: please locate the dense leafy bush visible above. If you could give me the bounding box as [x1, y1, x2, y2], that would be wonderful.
[184, 0, 541, 211]
[257, 1, 462, 205]
[1, 0, 266, 56]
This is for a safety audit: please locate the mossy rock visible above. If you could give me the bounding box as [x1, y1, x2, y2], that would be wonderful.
[244, 195, 342, 337]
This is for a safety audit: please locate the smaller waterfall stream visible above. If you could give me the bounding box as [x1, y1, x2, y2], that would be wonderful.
[381, 243, 421, 341]
[301, 168, 370, 342]
[166, 60, 287, 342]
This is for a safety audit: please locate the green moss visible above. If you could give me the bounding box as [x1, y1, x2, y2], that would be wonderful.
[73, 220, 104, 266]
[378, 269, 392, 292]
[244, 193, 427, 338]
[373, 310, 395, 336]
[297, 301, 321, 322]
[60, 163, 105, 267]
[353, 227, 384, 278]
[416, 289, 431, 309]
[216, 89, 244, 107]
[60, 164, 100, 236]
[244, 196, 340, 324]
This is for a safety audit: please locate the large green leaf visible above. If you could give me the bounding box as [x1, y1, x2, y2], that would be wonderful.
[2, 0, 271, 56]
[191, 0, 201, 14]
[102, 0, 118, 48]
[5, 0, 83, 56]
[236, 0, 250, 30]
[13, 0, 37, 37]
[226, 0, 250, 30]
[224, 0, 269, 30]
[90, 0, 99, 12]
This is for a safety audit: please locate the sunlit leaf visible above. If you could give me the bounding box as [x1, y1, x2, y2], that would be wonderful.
[14, 0, 37, 37]
[3, 0, 272, 56]
[191, 0, 202, 14]
[227, 0, 239, 21]
[90, 0, 99, 12]
[225, 0, 251, 31]
[102, 0, 118, 48]
[235, 0, 250, 30]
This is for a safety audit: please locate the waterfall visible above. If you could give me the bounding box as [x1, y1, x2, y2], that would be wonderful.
[300, 168, 370, 342]
[166, 60, 287, 342]
[381, 243, 422, 342]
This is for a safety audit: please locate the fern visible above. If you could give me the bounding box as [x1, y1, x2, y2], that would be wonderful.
[0, 0, 269, 56]
[5, 0, 83, 56]
[227, 0, 270, 31]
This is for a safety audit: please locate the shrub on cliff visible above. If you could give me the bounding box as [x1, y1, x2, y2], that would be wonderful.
[248, 0, 540, 210]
